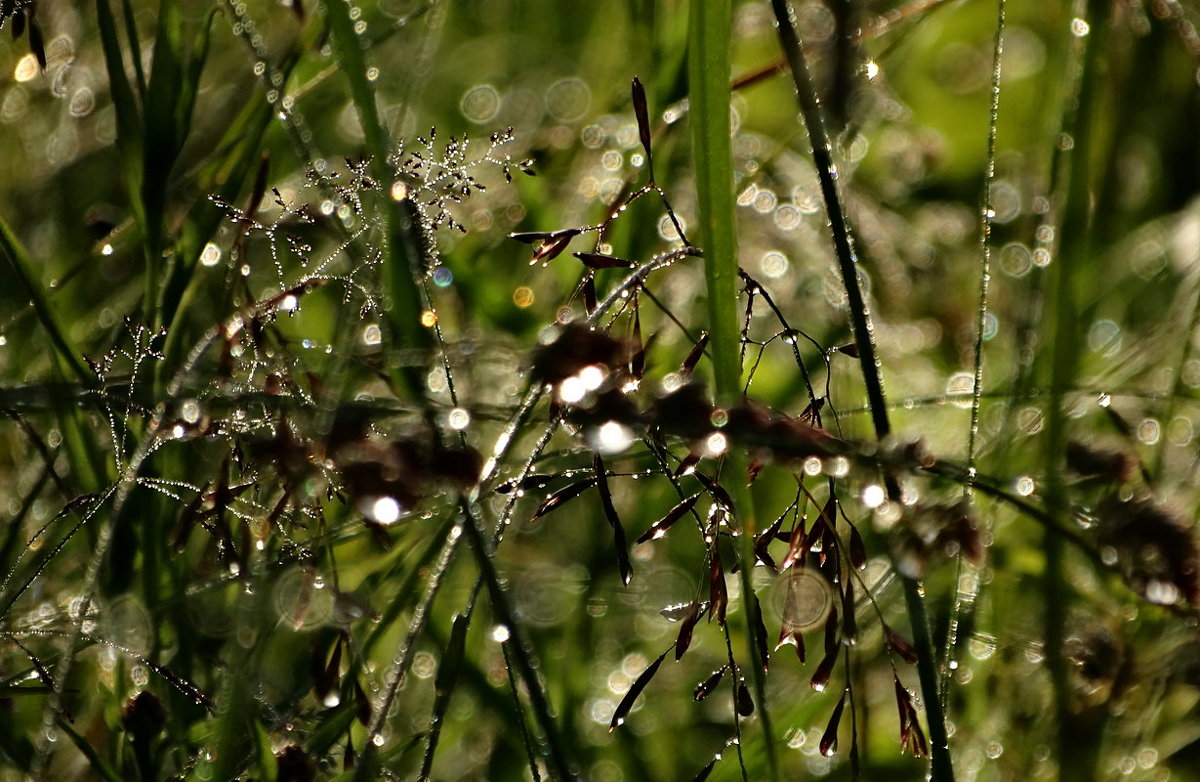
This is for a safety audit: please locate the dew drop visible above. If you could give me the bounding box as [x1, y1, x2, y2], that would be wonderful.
[705, 432, 728, 456]
[200, 243, 222, 267]
[13, 54, 40, 83]
[368, 496, 402, 525]
[760, 250, 789, 278]
[69, 87, 95, 117]
[448, 407, 471, 431]
[945, 372, 974, 407]
[862, 484, 885, 508]
[1137, 419, 1160, 445]
[180, 399, 201, 424]
[589, 421, 633, 454]
[460, 83, 500, 123]
[513, 286, 534, 307]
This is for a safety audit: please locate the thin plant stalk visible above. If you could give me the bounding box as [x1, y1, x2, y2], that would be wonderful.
[689, 0, 778, 777]
[768, 1, 953, 778]
[944, 0, 1007, 705]
[1043, 2, 1101, 778]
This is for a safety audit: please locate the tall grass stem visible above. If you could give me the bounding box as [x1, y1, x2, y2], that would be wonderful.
[769, 1, 953, 778]
[689, 1, 778, 776]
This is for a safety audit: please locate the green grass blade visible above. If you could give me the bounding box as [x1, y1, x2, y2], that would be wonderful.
[1043, 3, 1103, 779]
[322, 0, 431, 401]
[945, 0, 1007, 708]
[96, 0, 145, 220]
[688, 0, 739, 406]
[140, 0, 184, 322]
[688, 1, 778, 777]
[119, 0, 147, 98]
[0, 215, 89, 384]
[54, 717, 125, 782]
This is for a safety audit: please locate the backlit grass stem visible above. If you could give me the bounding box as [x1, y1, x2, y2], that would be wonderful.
[1044, 2, 1102, 778]
[689, 1, 778, 777]
[769, 1, 954, 779]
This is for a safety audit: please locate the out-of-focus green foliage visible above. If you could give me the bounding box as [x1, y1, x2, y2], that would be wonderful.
[1, 1, 1200, 780]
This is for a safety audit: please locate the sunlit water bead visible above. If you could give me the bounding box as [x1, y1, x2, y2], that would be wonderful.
[823, 456, 850, 478]
[1137, 418, 1160, 444]
[656, 214, 687, 242]
[861, 484, 885, 508]
[360, 495, 402, 525]
[771, 203, 801, 231]
[999, 242, 1033, 277]
[545, 77, 591, 122]
[432, 266, 454, 287]
[588, 421, 634, 454]
[2, 86, 30, 123]
[1167, 415, 1194, 446]
[945, 371, 975, 408]
[69, 87, 95, 118]
[580, 123, 606, 149]
[447, 406, 471, 431]
[1087, 319, 1122, 357]
[978, 312, 1000, 341]
[760, 250, 790, 278]
[13, 53, 40, 83]
[200, 242, 222, 267]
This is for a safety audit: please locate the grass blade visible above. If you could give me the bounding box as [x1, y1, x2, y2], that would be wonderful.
[1043, 3, 1104, 779]
[0, 216, 89, 384]
[689, 0, 777, 775]
[322, 0, 431, 400]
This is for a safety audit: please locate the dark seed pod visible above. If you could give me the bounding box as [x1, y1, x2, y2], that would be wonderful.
[121, 691, 167, 742]
[819, 691, 847, 757]
[735, 680, 755, 716]
[276, 745, 318, 782]
[693, 665, 728, 701]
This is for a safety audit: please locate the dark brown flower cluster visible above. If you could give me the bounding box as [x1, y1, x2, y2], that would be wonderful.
[890, 499, 983, 580]
[1096, 496, 1200, 608]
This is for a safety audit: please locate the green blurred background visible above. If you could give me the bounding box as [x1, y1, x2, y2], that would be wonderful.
[2, 1, 1200, 780]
